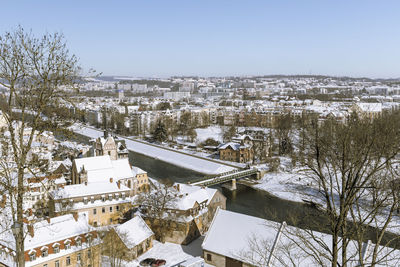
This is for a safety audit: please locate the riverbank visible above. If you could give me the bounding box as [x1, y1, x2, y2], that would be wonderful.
[69, 123, 237, 175]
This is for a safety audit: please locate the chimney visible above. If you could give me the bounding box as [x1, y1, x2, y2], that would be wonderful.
[28, 224, 34, 237]
[46, 217, 51, 223]
[117, 180, 121, 189]
[84, 181, 88, 186]
[109, 177, 113, 183]
[72, 212, 79, 222]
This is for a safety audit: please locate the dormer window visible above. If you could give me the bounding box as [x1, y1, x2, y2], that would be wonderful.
[122, 192, 126, 200]
[29, 251, 36, 261]
[101, 195, 105, 202]
[75, 237, 82, 247]
[65, 241, 71, 250]
[90, 196, 94, 204]
[53, 245, 60, 254]
[108, 194, 113, 201]
[83, 197, 88, 205]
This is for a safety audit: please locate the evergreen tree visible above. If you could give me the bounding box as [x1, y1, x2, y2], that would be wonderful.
[152, 120, 168, 142]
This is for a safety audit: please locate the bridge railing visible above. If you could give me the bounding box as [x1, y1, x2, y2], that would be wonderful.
[190, 168, 258, 186]
[188, 168, 250, 185]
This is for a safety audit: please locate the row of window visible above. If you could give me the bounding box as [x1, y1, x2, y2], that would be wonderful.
[83, 193, 126, 205]
[93, 205, 119, 215]
[29, 236, 93, 261]
[39, 251, 92, 267]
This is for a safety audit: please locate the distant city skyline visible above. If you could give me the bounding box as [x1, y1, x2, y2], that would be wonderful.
[1, 0, 400, 78]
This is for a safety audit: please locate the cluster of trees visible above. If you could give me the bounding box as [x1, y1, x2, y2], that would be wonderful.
[242, 110, 400, 266]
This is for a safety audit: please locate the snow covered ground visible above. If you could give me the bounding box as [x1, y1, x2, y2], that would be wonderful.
[195, 126, 223, 144]
[70, 124, 236, 175]
[253, 171, 312, 203]
[102, 237, 209, 267]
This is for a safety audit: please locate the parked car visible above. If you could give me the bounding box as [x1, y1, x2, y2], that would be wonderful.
[151, 259, 167, 266]
[140, 258, 156, 266]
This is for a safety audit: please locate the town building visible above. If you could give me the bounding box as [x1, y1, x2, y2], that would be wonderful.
[91, 134, 128, 160]
[218, 141, 253, 163]
[103, 215, 154, 260]
[49, 179, 132, 226]
[71, 155, 148, 194]
[141, 184, 226, 245]
[0, 213, 102, 267]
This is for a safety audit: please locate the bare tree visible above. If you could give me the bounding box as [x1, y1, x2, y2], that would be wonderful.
[101, 228, 129, 267]
[136, 182, 179, 243]
[0, 27, 81, 266]
[294, 111, 400, 266]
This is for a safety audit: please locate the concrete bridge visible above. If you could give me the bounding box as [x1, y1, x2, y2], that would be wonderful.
[188, 168, 259, 189]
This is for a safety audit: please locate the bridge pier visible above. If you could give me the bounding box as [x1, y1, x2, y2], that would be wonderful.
[231, 179, 237, 190]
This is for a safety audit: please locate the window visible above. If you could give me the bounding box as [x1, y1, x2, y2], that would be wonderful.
[207, 253, 212, 261]
[76, 239, 82, 246]
[102, 207, 105, 213]
[122, 193, 126, 200]
[108, 194, 112, 201]
[53, 246, 60, 253]
[109, 218, 112, 223]
[55, 260, 59, 267]
[41, 249, 48, 257]
[77, 253, 81, 262]
[29, 253, 36, 261]
[44, 264, 48, 267]
[101, 195, 105, 202]
[87, 249, 92, 258]
[93, 208, 97, 215]
[116, 205, 119, 212]
[93, 221, 97, 227]
[65, 242, 71, 250]
[83, 197, 88, 205]
[66, 256, 71, 265]
[109, 206, 113, 212]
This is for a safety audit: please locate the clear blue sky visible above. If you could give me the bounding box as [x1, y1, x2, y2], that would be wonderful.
[1, 1, 400, 78]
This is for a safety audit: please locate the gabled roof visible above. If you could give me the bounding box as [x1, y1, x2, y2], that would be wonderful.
[74, 155, 112, 172]
[115, 215, 153, 249]
[24, 213, 93, 250]
[74, 156, 133, 183]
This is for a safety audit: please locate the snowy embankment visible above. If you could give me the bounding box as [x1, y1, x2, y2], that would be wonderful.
[70, 124, 236, 175]
[253, 171, 312, 203]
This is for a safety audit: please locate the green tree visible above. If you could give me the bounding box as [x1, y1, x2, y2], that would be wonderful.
[152, 120, 168, 143]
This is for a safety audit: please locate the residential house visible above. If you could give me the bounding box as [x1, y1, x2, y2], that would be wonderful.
[103, 215, 154, 260]
[0, 213, 101, 267]
[218, 141, 252, 163]
[141, 184, 226, 245]
[49, 179, 132, 227]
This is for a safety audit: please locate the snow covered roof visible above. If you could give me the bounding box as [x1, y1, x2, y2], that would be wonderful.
[203, 209, 400, 266]
[74, 155, 113, 172]
[115, 215, 153, 249]
[173, 184, 217, 210]
[217, 142, 241, 151]
[74, 156, 134, 183]
[51, 182, 130, 199]
[132, 166, 147, 176]
[355, 102, 382, 112]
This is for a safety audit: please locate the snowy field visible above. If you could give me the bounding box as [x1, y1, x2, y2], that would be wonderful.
[70, 124, 236, 175]
[195, 126, 223, 144]
[102, 237, 210, 267]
